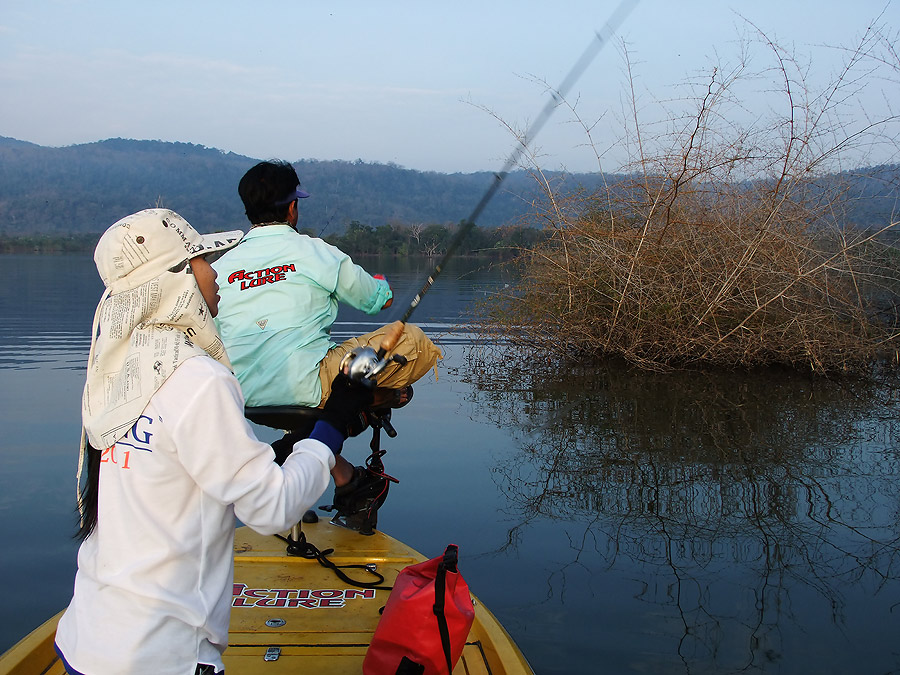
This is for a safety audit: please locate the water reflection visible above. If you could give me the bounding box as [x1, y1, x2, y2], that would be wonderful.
[0, 255, 102, 371]
[464, 350, 900, 672]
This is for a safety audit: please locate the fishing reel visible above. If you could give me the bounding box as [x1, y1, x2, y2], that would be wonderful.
[339, 320, 408, 387]
[340, 347, 407, 387]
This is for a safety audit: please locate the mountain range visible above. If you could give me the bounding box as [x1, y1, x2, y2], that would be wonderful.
[0, 136, 573, 235]
[0, 136, 897, 236]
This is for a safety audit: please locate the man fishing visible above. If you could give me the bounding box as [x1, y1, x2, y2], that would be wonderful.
[211, 160, 441, 416]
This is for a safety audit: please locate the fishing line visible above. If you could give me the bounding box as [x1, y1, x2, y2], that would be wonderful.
[398, 0, 638, 325]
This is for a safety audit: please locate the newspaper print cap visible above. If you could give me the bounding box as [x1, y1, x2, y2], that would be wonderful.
[95, 208, 243, 293]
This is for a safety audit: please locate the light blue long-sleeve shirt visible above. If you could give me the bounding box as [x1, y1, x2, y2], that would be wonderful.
[211, 225, 391, 407]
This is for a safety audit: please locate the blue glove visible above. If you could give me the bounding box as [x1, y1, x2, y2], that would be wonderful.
[316, 374, 374, 444]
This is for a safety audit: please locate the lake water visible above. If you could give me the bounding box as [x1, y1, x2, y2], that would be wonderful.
[1, 253, 899, 674]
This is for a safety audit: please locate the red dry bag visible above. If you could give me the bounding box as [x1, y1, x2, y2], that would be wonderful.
[363, 544, 475, 675]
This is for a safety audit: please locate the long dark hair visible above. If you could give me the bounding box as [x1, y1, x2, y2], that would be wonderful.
[75, 443, 101, 541]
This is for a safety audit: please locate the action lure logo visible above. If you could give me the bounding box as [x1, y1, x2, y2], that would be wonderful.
[226, 264, 296, 290]
[232, 583, 376, 609]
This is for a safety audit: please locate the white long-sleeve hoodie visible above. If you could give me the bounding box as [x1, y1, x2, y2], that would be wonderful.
[55, 356, 335, 675]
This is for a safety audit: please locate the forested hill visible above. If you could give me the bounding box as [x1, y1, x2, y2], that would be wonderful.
[0, 136, 897, 236]
[0, 136, 595, 235]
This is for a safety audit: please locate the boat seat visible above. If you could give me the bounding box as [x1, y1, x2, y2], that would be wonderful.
[246, 401, 398, 446]
[244, 405, 323, 432]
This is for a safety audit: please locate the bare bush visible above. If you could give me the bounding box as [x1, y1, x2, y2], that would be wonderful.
[477, 20, 900, 375]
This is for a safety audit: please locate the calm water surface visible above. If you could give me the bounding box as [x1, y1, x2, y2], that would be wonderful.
[1, 254, 899, 674]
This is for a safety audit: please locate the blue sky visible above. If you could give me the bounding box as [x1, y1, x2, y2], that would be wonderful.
[1, 1, 897, 173]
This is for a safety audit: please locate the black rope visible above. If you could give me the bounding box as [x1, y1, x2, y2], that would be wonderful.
[274, 531, 394, 591]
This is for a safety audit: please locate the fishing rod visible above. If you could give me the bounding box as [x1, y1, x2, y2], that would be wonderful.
[401, 0, 637, 326]
[342, 0, 639, 383]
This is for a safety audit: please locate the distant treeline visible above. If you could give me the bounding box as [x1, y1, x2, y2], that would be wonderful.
[0, 232, 101, 254]
[322, 221, 547, 258]
[0, 222, 549, 258]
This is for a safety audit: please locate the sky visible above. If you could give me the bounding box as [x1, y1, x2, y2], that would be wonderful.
[0, 1, 897, 174]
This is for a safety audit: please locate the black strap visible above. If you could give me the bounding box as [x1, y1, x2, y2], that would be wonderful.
[433, 545, 458, 674]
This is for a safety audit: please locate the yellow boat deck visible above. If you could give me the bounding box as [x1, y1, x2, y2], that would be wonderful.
[0, 518, 532, 674]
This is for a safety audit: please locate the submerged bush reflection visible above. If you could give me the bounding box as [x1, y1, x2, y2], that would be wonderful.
[464, 345, 900, 671]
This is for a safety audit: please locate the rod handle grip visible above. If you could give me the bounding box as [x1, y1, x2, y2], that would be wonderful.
[377, 321, 405, 357]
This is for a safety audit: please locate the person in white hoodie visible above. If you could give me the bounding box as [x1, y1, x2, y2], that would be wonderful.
[53, 209, 368, 675]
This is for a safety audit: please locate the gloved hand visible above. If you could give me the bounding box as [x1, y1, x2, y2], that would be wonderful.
[320, 373, 374, 439]
[330, 465, 391, 535]
[373, 273, 393, 309]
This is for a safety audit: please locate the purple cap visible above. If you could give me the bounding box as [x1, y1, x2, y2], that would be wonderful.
[274, 185, 310, 205]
